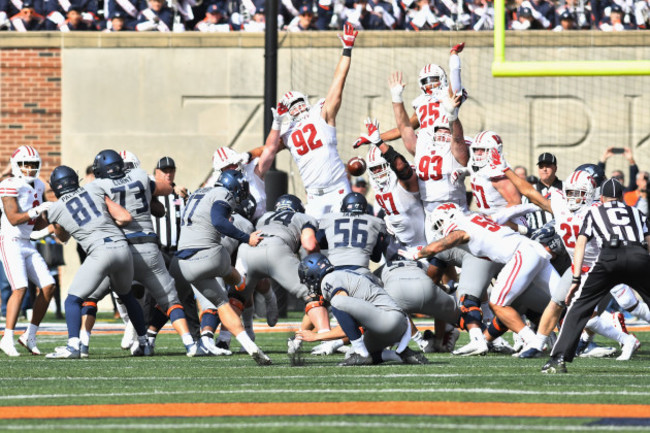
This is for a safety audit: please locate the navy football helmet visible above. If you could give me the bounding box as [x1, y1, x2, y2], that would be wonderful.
[93, 149, 125, 179]
[298, 253, 334, 296]
[340, 192, 367, 214]
[235, 195, 257, 221]
[217, 169, 249, 204]
[275, 194, 304, 213]
[50, 165, 79, 198]
[575, 163, 605, 187]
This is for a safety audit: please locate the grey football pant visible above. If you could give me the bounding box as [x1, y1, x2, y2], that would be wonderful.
[436, 246, 502, 299]
[69, 241, 133, 299]
[330, 295, 408, 353]
[170, 245, 231, 309]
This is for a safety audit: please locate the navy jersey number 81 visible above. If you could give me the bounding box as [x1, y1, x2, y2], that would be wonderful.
[65, 191, 102, 226]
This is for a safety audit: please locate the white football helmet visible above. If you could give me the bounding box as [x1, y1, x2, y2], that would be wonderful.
[418, 63, 448, 96]
[119, 150, 141, 172]
[564, 170, 597, 211]
[11, 145, 41, 182]
[280, 91, 310, 122]
[212, 146, 245, 175]
[427, 202, 461, 237]
[365, 146, 395, 190]
[470, 131, 504, 169]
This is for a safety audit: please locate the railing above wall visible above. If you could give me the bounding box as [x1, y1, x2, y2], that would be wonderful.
[1, 31, 649, 49]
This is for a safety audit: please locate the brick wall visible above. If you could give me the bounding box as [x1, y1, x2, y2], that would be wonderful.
[0, 48, 61, 184]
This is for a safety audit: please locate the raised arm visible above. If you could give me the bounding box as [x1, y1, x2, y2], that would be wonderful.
[385, 71, 418, 155]
[257, 125, 286, 179]
[321, 22, 358, 126]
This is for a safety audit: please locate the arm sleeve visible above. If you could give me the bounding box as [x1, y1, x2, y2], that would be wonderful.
[627, 164, 639, 192]
[210, 201, 250, 244]
[149, 179, 157, 195]
[371, 231, 387, 263]
[316, 228, 328, 250]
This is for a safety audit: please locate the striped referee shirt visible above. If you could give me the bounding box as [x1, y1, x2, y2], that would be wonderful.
[523, 178, 563, 231]
[152, 192, 186, 252]
[580, 200, 649, 249]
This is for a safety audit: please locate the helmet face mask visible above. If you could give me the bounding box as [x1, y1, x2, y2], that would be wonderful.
[119, 150, 141, 173]
[11, 146, 42, 183]
[235, 195, 257, 221]
[418, 64, 448, 96]
[428, 202, 460, 237]
[281, 91, 310, 122]
[564, 170, 596, 211]
[298, 253, 334, 296]
[366, 147, 394, 190]
[471, 131, 504, 169]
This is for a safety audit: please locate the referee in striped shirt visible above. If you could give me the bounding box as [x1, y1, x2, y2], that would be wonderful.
[543, 178, 650, 373]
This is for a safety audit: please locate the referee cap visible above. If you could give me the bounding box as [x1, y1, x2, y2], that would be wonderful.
[156, 156, 176, 170]
[537, 152, 557, 166]
[601, 178, 623, 199]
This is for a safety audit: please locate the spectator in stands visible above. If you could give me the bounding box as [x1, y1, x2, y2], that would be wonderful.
[624, 171, 649, 214]
[9, 0, 45, 31]
[405, 0, 441, 30]
[553, 9, 577, 30]
[433, 0, 472, 30]
[44, 0, 98, 31]
[195, 4, 234, 32]
[555, 0, 591, 29]
[635, 0, 649, 29]
[471, 0, 495, 30]
[599, 4, 635, 30]
[597, 146, 639, 192]
[136, 0, 173, 31]
[103, 11, 127, 31]
[344, 0, 390, 29]
[514, 165, 528, 180]
[286, 4, 316, 31]
[46, 7, 98, 30]
[107, 0, 145, 30]
[241, 6, 266, 31]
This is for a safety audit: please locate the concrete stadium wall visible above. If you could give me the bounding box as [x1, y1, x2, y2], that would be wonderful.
[1, 32, 649, 305]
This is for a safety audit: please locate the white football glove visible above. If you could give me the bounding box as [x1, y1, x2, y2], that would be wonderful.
[27, 202, 52, 219]
[451, 167, 470, 183]
[353, 118, 382, 149]
[271, 103, 289, 131]
[388, 72, 405, 103]
[397, 246, 423, 261]
[30, 227, 51, 240]
[488, 148, 508, 174]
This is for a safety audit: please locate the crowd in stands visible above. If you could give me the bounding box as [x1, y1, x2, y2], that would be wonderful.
[0, 0, 648, 32]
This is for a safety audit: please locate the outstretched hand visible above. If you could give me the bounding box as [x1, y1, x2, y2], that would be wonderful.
[388, 71, 405, 103]
[338, 22, 359, 49]
[450, 42, 465, 54]
[353, 118, 382, 149]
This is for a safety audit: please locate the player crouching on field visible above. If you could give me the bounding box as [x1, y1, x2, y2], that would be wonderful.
[295, 253, 429, 366]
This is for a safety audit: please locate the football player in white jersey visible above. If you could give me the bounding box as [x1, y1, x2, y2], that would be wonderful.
[258, 23, 359, 221]
[0, 146, 56, 357]
[403, 201, 561, 355]
[204, 146, 267, 222]
[499, 154, 642, 359]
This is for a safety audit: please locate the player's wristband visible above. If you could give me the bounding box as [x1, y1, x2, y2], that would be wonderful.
[571, 275, 581, 284]
[342, 48, 352, 57]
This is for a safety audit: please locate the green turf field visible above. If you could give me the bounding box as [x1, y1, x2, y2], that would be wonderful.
[1, 317, 649, 433]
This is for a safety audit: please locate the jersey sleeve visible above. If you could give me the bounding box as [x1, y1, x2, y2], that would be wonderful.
[0, 179, 18, 197]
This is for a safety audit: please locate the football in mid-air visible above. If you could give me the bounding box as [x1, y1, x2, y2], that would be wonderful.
[347, 157, 367, 176]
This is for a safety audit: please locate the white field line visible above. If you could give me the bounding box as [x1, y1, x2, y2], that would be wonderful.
[3, 387, 650, 400]
[1, 422, 648, 431]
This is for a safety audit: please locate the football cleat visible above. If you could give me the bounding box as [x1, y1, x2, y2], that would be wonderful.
[287, 337, 303, 354]
[185, 342, 199, 358]
[121, 322, 136, 350]
[338, 352, 373, 366]
[398, 347, 430, 365]
[251, 349, 272, 366]
[511, 333, 524, 354]
[441, 327, 460, 353]
[517, 345, 544, 359]
[452, 338, 488, 356]
[18, 333, 41, 355]
[80, 344, 89, 359]
[216, 340, 231, 351]
[197, 337, 232, 356]
[0, 337, 20, 357]
[578, 342, 616, 358]
[616, 334, 640, 361]
[541, 356, 567, 374]
[45, 345, 80, 359]
[265, 290, 279, 327]
[311, 339, 344, 356]
[488, 336, 515, 355]
[130, 340, 154, 357]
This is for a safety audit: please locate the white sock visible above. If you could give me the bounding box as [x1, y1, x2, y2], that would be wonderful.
[68, 337, 80, 350]
[350, 336, 369, 357]
[3, 329, 14, 340]
[114, 295, 130, 324]
[80, 330, 91, 346]
[27, 323, 38, 339]
[517, 326, 537, 345]
[218, 329, 232, 343]
[317, 328, 331, 333]
[412, 331, 424, 344]
[630, 302, 650, 322]
[468, 327, 484, 341]
[235, 330, 258, 355]
[381, 349, 401, 362]
[181, 332, 194, 346]
[587, 315, 626, 345]
[533, 332, 548, 351]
